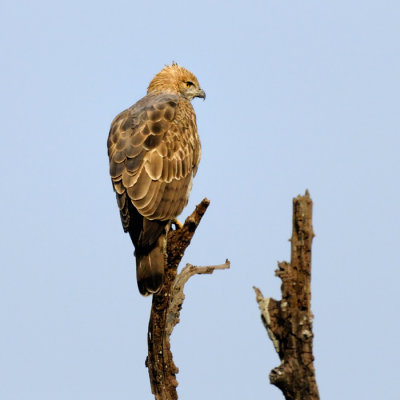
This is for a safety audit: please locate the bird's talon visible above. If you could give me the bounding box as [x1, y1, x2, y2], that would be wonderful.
[172, 219, 183, 230]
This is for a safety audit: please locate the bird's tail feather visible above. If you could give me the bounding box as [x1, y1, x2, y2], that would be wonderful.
[136, 233, 165, 296]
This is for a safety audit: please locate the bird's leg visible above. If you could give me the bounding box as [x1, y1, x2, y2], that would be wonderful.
[171, 218, 183, 230]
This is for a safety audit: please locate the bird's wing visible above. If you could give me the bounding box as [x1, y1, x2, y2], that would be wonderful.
[108, 93, 201, 232]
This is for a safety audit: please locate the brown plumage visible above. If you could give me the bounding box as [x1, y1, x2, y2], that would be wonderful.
[107, 63, 205, 295]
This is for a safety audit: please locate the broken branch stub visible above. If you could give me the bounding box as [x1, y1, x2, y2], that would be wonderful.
[254, 191, 320, 400]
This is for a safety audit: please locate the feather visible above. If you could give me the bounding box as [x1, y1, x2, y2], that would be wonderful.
[109, 159, 125, 178]
[125, 145, 143, 158]
[112, 150, 126, 163]
[121, 169, 139, 188]
[145, 150, 163, 180]
[134, 180, 161, 213]
[125, 152, 145, 172]
[128, 168, 152, 200]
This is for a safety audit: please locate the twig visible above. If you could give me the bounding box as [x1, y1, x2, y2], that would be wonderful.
[254, 190, 320, 400]
[167, 261, 230, 337]
[146, 198, 229, 400]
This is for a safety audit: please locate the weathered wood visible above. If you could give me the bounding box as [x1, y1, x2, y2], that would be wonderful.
[146, 198, 229, 400]
[254, 191, 319, 400]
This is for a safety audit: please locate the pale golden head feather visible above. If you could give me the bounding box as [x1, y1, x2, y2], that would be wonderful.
[147, 63, 206, 100]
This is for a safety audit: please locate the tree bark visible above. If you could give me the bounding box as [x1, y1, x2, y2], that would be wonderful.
[254, 190, 319, 400]
[146, 198, 229, 400]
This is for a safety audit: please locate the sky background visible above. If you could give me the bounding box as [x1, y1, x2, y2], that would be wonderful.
[1, 0, 399, 399]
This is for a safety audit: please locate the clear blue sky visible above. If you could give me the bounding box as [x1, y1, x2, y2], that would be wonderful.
[1, 1, 399, 399]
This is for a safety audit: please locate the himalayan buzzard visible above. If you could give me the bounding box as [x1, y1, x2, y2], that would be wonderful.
[107, 63, 205, 295]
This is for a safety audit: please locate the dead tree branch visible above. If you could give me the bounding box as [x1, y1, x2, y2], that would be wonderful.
[254, 190, 319, 400]
[146, 198, 229, 400]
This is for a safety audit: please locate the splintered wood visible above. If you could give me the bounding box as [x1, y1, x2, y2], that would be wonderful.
[254, 191, 320, 400]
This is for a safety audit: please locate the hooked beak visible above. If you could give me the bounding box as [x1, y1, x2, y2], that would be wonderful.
[196, 88, 206, 100]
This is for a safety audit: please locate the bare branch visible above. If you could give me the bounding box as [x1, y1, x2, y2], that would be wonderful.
[167, 261, 230, 337]
[146, 198, 229, 400]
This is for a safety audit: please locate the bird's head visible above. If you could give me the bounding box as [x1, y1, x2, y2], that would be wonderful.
[147, 62, 206, 101]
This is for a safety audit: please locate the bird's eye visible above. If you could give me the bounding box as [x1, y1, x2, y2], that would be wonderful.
[186, 81, 194, 87]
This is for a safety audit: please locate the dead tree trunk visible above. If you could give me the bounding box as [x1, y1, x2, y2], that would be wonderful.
[254, 191, 319, 400]
[146, 198, 229, 400]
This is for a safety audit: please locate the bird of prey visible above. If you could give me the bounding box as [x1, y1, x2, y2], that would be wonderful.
[107, 63, 205, 295]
